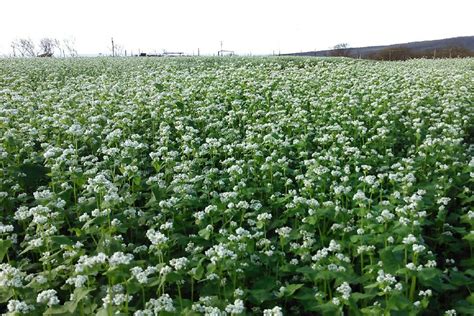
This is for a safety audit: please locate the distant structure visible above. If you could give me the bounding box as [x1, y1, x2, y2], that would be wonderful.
[137, 51, 185, 57]
[218, 50, 235, 56]
[163, 51, 184, 57]
[111, 38, 115, 57]
[37, 52, 53, 57]
[217, 40, 235, 56]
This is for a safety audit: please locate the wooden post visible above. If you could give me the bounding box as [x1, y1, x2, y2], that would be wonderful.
[111, 37, 115, 57]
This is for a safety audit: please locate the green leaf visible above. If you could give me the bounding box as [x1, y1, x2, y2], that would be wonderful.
[73, 287, 93, 302]
[463, 233, 474, 242]
[18, 162, 50, 191]
[192, 265, 204, 280]
[455, 299, 474, 314]
[50, 235, 74, 247]
[207, 263, 216, 274]
[252, 276, 277, 291]
[418, 268, 445, 289]
[0, 239, 12, 262]
[0, 287, 13, 303]
[285, 283, 304, 296]
[249, 288, 273, 304]
[312, 302, 339, 314]
[198, 228, 211, 240]
[351, 292, 377, 301]
[379, 248, 403, 274]
[450, 271, 473, 286]
[165, 271, 182, 283]
[467, 293, 474, 305]
[44, 305, 70, 315]
[293, 287, 318, 301]
[387, 294, 411, 311]
[96, 308, 109, 316]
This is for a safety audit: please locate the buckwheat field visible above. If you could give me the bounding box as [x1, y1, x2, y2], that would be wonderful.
[0, 57, 473, 315]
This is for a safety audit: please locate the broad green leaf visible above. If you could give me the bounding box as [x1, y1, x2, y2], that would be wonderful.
[0, 239, 12, 262]
[284, 283, 304, 296]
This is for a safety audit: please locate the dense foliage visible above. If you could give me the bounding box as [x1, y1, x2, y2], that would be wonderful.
[0, 57, 473, 315]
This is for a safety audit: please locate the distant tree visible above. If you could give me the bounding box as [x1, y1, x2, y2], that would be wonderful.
[110, 38, 125, 57]
[10, 41, 18, 57]
[114, 44, 125, 57]
[333, 43, 349, 50]
[330, 43, 351, 57]
[369, 47, 413, 61]
[11, 38, 36, 57]
[62, 38, 78, 57]
[38, 38, 57, 56]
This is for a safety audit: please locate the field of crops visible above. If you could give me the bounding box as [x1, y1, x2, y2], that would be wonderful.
[0, 57, 473, 315]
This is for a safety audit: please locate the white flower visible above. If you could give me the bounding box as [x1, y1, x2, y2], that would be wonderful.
[413, 244, 426, 253]
[131, 266, 157, 284]
[437, 197, 451, 206]
[146, 228, 169, 246]
[376, 270, 396, 285]
[234, 288, 244, 297]
[425, 260, 437, 268]
[263, 306, 283, 316]
[7, 300, 35, 313]
[275, 226, 291, 238]
[402, 234, 417, 245]
[406, 263, 417, 270]
[37, 289, 60, 306]
[353, 190, 367, 201]
[109, 252, 134, 267]
[169, 257, 189, 270]
[257, 212, 272, 221]
[419, 289, 432, 297]
[336, 282, 352, 300]
[113, 293, 132, 306]
[0, 263, 24, 287]
[225, 299, 245, 314]
[146, 294, 175, 313]
[66, 275, 88, 288]
[328, 240, 341, 251]
[0, 222, 14, 234]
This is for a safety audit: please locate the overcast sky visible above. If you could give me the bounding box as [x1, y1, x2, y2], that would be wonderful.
[1, 0, 473, 56]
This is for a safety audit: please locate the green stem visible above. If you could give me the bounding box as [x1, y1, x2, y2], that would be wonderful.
[177, 282, 183, 310]
[409, 276, 417, 301]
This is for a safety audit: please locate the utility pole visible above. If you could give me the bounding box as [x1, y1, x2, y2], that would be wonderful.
[219, 40, 223, 56]
[111, 37, 115, 57]
[198, 48, 200, 56]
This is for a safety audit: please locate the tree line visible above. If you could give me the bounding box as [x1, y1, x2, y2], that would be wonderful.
[10, 38, 78, 57]
[327, 43, 474, 60]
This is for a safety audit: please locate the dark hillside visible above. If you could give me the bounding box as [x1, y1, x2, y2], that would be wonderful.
[286, 36, 474, 60]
